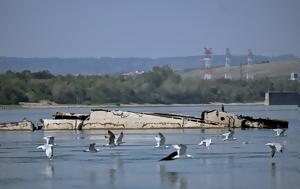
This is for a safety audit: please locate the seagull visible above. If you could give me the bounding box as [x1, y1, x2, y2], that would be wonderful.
[84, 143, 99, 153]
[222, 130, 236, 141]
[37, 136, 55, 160]
[265, 143, 283, 158]
[44, 136, 56, 145]
[273, 129, 287, 137]
[198, 138, 212, 149]
[160, 144, 193, 161]
[105, 130, 116, 147]
[115, 131, 125, 146]
[37, 144, 54, 160]
[154, 132, 168, 148]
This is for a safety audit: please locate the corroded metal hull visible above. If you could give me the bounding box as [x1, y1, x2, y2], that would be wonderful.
[201, 110, 288, 129]
[41, 109, 288, 130]
[0, 120, 35, 131]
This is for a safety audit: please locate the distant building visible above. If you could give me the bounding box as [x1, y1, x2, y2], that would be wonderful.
[265, 91, 300, 106]
[290, 72, 298, 81]
[121, 71, 145, 77]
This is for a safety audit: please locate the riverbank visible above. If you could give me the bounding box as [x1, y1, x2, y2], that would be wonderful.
[0, 102, 265, 109]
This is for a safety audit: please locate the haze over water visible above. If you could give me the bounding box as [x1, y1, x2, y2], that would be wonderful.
[0, 105, 299, 189]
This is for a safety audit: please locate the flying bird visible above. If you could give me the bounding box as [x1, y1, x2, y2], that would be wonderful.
[115, 131, 125, 146]
[37, 144, 54, 160]
[198, 138, 212, 149]
[84, 143, 99, 153]
[222, 130, 236, 141]
[273, 129, 286, 137]
[265, 143, 283, 158]
[105, 130, 116, 147]
[160, 144, 193, 161]
[154, 132, 167, 148]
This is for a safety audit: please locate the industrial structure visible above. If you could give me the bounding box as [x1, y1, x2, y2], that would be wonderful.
[246, 49, 254, 80]
[290, 72, 298, 81]
[224, 48, 232, 79]
[265, 92, 300, 106]
[203, 48, 213, 80]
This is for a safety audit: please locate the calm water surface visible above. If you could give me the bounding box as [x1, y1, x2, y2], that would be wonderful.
[0, 105, 299, 189]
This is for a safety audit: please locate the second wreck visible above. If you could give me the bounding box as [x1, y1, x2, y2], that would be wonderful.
[41, 109, 288, 130]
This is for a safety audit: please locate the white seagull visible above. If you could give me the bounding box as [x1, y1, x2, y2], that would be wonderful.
[154, 132, 168, 148]
[84, 143, 99, 153]
[198, 138, 212, 149]
[37, 144, 54, 160]
[222, 130, 236, 141]
[115, 131, 125, 146]
[273, 129, 287, 137]
[160, 144, 193, 161]
[265, 143, 283, 158]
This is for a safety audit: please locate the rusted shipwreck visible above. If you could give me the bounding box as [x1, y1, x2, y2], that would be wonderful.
[0, 119, 36, 131]
[40, 109, 288, 130]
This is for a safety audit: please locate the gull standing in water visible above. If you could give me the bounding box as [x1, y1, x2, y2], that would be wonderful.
[265, 143, 283, 158]
[198, 138, 212, 149]
[222, 130, 236, 141]
[273, 129, 287, 137]
[84, 143, 99, 153]
[160, 144, 193, 161]
[154, 132, 168, 148]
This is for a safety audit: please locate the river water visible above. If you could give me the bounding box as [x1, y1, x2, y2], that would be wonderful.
[0, 105, 299, 189]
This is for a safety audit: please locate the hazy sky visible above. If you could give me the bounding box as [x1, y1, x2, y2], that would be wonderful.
[0, 0, 299, 58]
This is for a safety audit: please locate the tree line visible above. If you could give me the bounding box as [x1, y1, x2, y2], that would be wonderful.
[0, 66, 299, 105]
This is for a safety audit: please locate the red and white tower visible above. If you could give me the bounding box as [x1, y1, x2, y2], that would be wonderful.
[246, 49, 254, 80]
[224, 48, 232, 79]
[203, 48, 213, 80]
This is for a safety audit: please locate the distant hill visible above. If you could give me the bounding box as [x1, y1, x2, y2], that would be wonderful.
[179, 61, 300, 79]
[0, 54, 298, 75]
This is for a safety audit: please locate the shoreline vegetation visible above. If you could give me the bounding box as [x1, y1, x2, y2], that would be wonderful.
[1, 102, 265, 109]
[0, 66, 299, 106]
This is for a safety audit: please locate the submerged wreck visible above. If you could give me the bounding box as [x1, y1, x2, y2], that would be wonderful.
[41, 109, 288, 130]
[0, 119, 36, 131]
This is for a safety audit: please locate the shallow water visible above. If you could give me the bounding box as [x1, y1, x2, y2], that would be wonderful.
[0, 105, 299, 189]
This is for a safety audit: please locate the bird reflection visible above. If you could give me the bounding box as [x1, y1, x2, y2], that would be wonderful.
[112, 155, 124, 172]
[271, 162, 276, 178]
[44, 163, 54, 178]
[107, 155, 124, 188]
[159, 165, 188, 189]
[87, 171, 97, 186]
[201, 157, 208, 166]
[73, 130, 85, 140]
[108, 168, 116, 187]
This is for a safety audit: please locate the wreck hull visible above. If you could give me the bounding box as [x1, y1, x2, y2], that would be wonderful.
[202, 110, 288, 129]
[202, 110, 243, 127]
[43, 119, 83, 130]
[81, 110, 218, 130]
[39, 109, 289, 130]
[0, 120, 35, 131]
